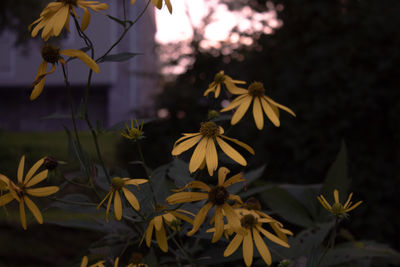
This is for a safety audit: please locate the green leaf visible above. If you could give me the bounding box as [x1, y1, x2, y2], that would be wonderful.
[260, 186, 314, 228]
[168, 158, 193, 188]
[151, 163, 171, 203]
[50, 194, 98, 213]
[98, 52, 141, 63]
[321, 140, 350, 203]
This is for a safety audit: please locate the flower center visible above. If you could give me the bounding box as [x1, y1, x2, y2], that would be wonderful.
[208, 186, 229, 206]
[214, 71, 226, 83]
[248, 81, 265, 97]
[111, 177, 125, 190]
[41, 44, 60, 64]
[245, 197, 262, 211]
[331, 202, 345, 215]
[59, 0, 77, 5]
[200, 121, 219, 138]
[241, 214, 258, 229]
[207, 110, 220, 120]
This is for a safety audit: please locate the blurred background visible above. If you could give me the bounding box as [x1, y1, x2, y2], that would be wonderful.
[0, 0, 399, 266]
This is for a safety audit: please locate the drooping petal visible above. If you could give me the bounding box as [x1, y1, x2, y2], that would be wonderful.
[205, 138, 218, 176]
[17, 155, 25, 184]
[30, 61, 48, 101]
[222, 203, 242, 233]
[231, 96, 252, 125]
[264, 96, 296, 117]
[154, 215, 163, 231]
[155, 224, 168, 252]
[26, 186, 59, 197]
[24, 195, 43, 224]
[187, 202, 213, 236]
[43, 5, 69, 38]
[19, 199, 27, 230]
[172, 181, 211, 193]
[25, 170, 48, 188]
[224, 233, 244, 257]
[105, 191, 114, 221]
[228, 194, 243, 204]
[81, 7, 90, 31]
[216, 137, 247, 166]
[219, 135, 255, 155]
[165, 0, 172, 14]
[124, 178, 148, 186]
[243, 230, 254, 266]
[212, 206, 224, 243]
[97, 191, 111, 210]
[0, 174, 10, 186]
[221, 94, 249, 112]
[0, 193, 14, 206]
[171, 135, 202, 156]
[214, 83, 221, 98]
[122, 187, 140, 210]
[145, 220, 154, 247]
[252, 97, 264, 130]
[173, 133, 201, 148]
[81, 256, 89, 267]
[253, 228, 272, 265]
[189, 137, 208, 173]
[166, 192, 208, 204]
[170, 211, 193, 224]
[257, 225, 290, 248]
[60, 49, 100, 73]
[261, 97, 280, 127]
[223, 172, 245, 187]
[152, 0, 163, 9]
[113, 190, 122, 220]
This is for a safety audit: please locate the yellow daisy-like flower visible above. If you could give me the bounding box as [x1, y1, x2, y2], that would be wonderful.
[31, 43, 100, 101]
[121, 119, 144, 140]
[0, 155, 59, 230]
[166, 167, 245, 242]
[80, 256, 106, 267]
[318, 189, 362, 217]
[221, 81, 296, 130]
[220, 209, 290, 267]
[97, 177, 148, 221]
[131, 0, 172, 14]
[144, 204, 193, 252]
[29, 0, 108, 41]
[204, 70, 246, 98]
[171, 121, 254, 176]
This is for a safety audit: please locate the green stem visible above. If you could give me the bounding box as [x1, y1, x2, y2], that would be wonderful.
[166, 227, 196, 266]
[47, 196, 97, 206]
[318, 217, 340, 266]
[136, 142, 157, 206]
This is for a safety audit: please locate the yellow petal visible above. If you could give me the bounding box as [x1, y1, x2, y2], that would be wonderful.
[257, 225, 290, 248]
[0, 193, 14, 206]
[171, 135, 202, 156]
[219, 135, 255, 155]
[155, 224, 168, 252]
[265, 96, 296, 117]
[173, 133, 201, 148]
[30, 61, 48, 101]
[217, 167, 230, 186]
[131, 0, 137, 4]
[43, 5, 69, 38]
[152, 0, 162, 9]
[165, 0, 172, 13]
[253, 97, 264, 130]
[345, 200, 362, 212]
[106, 191, 114, 221]
[60, 49, 100, 73]
[317, 195, 332, 211]
[205, 138, 218, 176]
[97, 191, 111, 210]
[187, 202, 213, 236]
[24, 195, 43, 224]
[169, 211, 193, 224]
[223, 172, 245, 187]
[81, 7, 90, 31]
[212, 206, 224, 243]
[243, 230, 254, 267]
[216, 137, 247, 166]
[19, 199, 27, 230]
[24, 158, 45, 184]
[222, 203, 242, 232]
[252, 228, 272, 265]
[0, 174, 10, 187]
[114, 257, 119, 267]
[154, 215, 163, 231]
[189, 137, 208, 173]
[224, 233, 244, 257]
[334, 189, 339, 204]
[26, 186, 59, 197]
[145, 219, 154, 247]
[114, 190, 122, 220]
[228, 194, 243, 204]
[166, 192, 208, 204]
[124, 178, 148, 186]
[81, 256, 89, 267]
[122, 188, 140, 210]
[343, 192, 353, 209]
[231, 95, 252, 124]
[221, 94, 249, 112]
[173, 181, 211, 192]
[261, 97, 280, 127]
[17, 155, 25, 184]
[25, 170, 48, 188]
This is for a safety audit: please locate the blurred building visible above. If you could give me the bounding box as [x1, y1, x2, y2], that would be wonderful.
[0, 1, 159, 131]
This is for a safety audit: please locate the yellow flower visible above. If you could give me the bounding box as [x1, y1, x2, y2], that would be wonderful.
[221, 81, 296, 130]
[31, 43, 100, 101]
[29, 0, 108, 41]
[318, 189, 362, 217]
[0, 155, 59, 230]
[219, 209, 290, 267]
[121, 120, 144, 140]
[144, 204, 193, 252]
[171, 121, 254, 176]
[80, 256, 106, 267]
[204, 70, 246, 98]
[131, 0, 173, 14]
[97, 177, 147, 221]
[166, 167, 245, 242]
